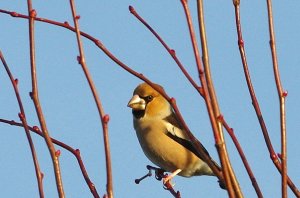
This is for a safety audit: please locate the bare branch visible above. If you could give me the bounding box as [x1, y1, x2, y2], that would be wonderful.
[68, 1, 113, 197]
[218, 115, 263, 197]
[0, 51, 44, 198]
[0, 118, 101, 198]
[266, 1, 288, 197]
[26, 1, 65, 197]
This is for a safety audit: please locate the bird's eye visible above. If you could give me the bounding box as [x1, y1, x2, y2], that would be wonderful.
[146, 95, 153, 102]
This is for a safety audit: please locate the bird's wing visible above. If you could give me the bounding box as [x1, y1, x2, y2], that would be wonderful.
[163, 113, 210, 160]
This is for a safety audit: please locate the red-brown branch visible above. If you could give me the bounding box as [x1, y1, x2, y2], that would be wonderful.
[0, 51, 44, 197]
[68, 1, 113, 197]
[26, 1, 65, 197]
[0, 118, 100, 198]
[180, 0, 237, 196]
[266, 1, 288, 197]
[232, 1, 298, 196]
[129, 6, 202, 96]
[218, 115, 263, 197]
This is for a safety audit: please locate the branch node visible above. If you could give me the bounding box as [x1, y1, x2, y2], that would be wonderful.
[75, 15, 81, 20]
[33, 126, 40, 132]
[233, 0, 240, 6]
[10, 12, 19, 17]
[18, 112, 24, 120]
[170, 49, 176, 56]
[217, 114, 224, 122]
[277, 153, 282, 160]
[63, 21, 70, 27]
[198, 87, 204, 96]
[94, 39, 101, 46]
[238, 39, 244, 47]
[29, 91, 33, 99]
[77, 55, 82, 64]
[55, 150, 61, 157]
[270, 153, 277, 161]
[170, 97, 176, 105]
[282, 90, 288, 97]
[75, 149, 81, 155]
[129, 5, 136, 14]
[14, 78, 19, 85]
[29, 9, 37, 18]
[103, 114, 110, 124]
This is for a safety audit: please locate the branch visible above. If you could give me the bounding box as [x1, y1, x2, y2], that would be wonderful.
[218, 115, 263, 197]
[129, 6, 202, 96]
[180, 0, 240, 196]
[0, 118, 100, 198]
[266, 1, 288, 197]
[232, 0, 299, 196]
[26, 1, 65, 197]
[196, 0, 243, 196]
[0, 51, 44, 197]
[68, 1, 113, 197]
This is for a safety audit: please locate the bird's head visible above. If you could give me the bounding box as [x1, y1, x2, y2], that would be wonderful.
[127, 83, 171, 119]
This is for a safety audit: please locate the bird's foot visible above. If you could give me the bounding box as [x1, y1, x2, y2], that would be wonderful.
[134, 165, 165, 184]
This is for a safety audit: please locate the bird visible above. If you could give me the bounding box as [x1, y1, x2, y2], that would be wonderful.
[127, 82, 225, 189]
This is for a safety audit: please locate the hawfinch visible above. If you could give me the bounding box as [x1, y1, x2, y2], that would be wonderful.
[127, 82, 224, 188]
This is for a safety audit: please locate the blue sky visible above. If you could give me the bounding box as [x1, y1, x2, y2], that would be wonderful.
[0, 1, 299, 197]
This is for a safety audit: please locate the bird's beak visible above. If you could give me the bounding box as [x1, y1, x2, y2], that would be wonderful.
[127, 95, 146, 110]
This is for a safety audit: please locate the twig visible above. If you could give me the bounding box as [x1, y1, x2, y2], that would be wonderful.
[0, 51, 44, 197]
[266, 1, 288, 197]
[68, 1, 113, 197]
[180, 0, 238, 196]
[232, 0, 298, 197]
[129, 6, 202, 96]
[26, 1, 65, 197]
[0, 118, 100, 198]
[218, 115, 263, 197]
[196, 0, 243, 196]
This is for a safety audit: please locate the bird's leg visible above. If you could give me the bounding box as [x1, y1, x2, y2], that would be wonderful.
[163, 169, 182, 185]
[135, 165, 165, 184]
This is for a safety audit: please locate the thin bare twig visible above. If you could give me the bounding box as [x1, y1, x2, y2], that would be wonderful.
[0, 51, 44, 197]
[266, 1, 288, 197]
[180, 0, 238, 196]
[196, 0, 243, 196]
[69, 1, 113, 197]
[26, 1, 65, 197]
[129, 6, 202, 96]
[218, 115, 263, 197]
[232, 0, 298, 196]
[0, 118, 100, 198]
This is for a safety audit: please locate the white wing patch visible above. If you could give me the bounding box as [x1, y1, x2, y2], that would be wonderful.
[164, 121, 189, 141]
